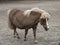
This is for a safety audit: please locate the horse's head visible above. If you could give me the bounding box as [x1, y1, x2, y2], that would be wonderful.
[40, 18, 49, 31]
[40, 12, 50, 31]
[31, 7, 50, 31]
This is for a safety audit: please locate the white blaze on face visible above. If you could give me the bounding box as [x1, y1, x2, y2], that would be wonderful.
[46, 18, 49, 29]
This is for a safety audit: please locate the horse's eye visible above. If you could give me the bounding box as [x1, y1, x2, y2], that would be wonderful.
[41, 19, 45, 22]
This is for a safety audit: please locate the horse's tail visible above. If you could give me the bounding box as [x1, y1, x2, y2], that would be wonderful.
[7, 9, 14, 29]
[8, 18, 14, 29]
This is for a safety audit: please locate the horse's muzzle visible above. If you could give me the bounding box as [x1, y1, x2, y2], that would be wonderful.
[44, 27, 49, 31]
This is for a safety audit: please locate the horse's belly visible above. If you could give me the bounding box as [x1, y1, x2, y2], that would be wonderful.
[14, 19, 37, 29]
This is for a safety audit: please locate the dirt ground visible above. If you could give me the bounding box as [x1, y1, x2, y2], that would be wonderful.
[0, 1, 60, 45]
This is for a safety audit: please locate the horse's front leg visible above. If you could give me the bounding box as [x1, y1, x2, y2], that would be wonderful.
[32, 26, 38, 44]
[24, 29, 28, 41]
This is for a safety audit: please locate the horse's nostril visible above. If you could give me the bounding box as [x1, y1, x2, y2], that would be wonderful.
[47, 28, 49, 30]
[45, 27, 49, 31]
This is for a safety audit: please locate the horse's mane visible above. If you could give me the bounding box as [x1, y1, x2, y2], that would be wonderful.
[31, 7, 44, 13]
[23, 10, 31, 17]
[23, 7, 50, 19]
[31, 7, 50, 19]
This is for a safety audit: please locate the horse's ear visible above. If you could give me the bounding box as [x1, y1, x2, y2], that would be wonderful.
[30, 11, 41, 16]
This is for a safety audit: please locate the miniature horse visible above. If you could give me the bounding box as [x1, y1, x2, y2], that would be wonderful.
[8, 7, 50, 43]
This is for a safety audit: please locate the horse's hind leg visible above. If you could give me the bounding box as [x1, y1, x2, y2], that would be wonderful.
[13, 27, 20, 39]
[32, 26, 38, 44]
[24, 29, 28, 41]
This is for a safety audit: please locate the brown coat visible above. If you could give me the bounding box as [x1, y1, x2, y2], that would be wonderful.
[9, 9, 41, 29]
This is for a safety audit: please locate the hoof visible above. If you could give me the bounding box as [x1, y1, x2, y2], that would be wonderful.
[34, 40, 38, 44]
[17, 36, 20, 39]
[14, 35, 16, 38]
[24, 39, 27, 41]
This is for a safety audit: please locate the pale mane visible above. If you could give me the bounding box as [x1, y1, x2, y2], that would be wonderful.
[41, 12, 50, 19]
[23, 7, 50, 18]
[23, 10, 31, 17]
[31, 7, 50, 19]
[31, 7, 45, 13]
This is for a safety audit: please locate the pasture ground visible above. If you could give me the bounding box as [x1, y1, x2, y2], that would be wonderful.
[0, 1, 60, 45]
